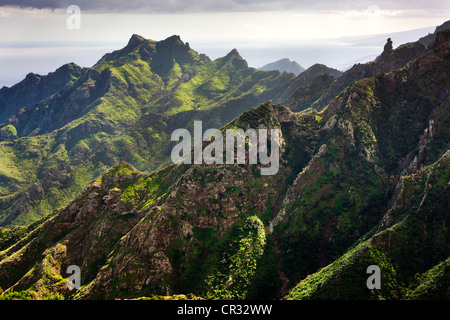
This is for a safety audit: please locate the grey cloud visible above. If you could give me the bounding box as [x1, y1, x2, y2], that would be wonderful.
[0, 0, 448, 12]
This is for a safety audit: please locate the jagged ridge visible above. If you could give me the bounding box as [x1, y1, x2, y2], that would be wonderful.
[0, 25, 449, 301]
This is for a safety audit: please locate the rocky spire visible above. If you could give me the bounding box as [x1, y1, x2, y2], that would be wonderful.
[225, 48, 243, 60]
[126, 34, 147, 49]
[383, 38, 393, 54]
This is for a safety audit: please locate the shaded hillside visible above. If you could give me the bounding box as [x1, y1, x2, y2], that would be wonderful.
[417, 20, 450, 48]
[0, 63, 87, 126]
[0, 103, 308, 299]
[275, 63, 342, 102]
[279, 27, 450, 298]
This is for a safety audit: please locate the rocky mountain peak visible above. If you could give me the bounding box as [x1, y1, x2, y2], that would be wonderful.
[156, 35, 188, 52]
[305, 64, 342, 77]
[125, 33, 148, 50]
[378, 37, 394, 60]
[226, 48, 243, 60]
[384, 37, 394, 52]
[24, 72, 40, 82]
[418, 19, 450, 47]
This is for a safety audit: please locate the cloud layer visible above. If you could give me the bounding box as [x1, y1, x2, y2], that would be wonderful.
[1, 0, 448, 13]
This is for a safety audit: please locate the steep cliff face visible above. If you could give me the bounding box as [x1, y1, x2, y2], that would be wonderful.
[417, 20, 450, 48]
[285, 150, 449, 300]
[3, 68, 111, 138]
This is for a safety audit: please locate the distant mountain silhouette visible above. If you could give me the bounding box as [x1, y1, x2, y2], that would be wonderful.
[258, 58, 305, 75]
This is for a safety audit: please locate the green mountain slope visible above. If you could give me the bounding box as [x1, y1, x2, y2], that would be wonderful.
[0, 27, 448, 301]
[285, 151, 449, 299]
[0, 103, 304, 299]
[0, 34, 294, 227]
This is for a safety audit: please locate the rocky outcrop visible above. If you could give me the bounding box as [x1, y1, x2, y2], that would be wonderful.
[282, 33, 429, 112]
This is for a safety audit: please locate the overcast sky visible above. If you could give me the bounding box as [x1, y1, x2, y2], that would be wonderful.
[0, 0, 449, 87]
[2, 0, 449, 12]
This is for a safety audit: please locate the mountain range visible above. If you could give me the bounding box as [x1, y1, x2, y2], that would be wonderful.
[0, 21, 449, 301]
[0, 34, 293, 227]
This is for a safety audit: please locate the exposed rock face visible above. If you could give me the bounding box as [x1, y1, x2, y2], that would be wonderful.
[75, 103, 296, 299]
[0, 103, 303, 299]
[382, 38, 393, 55]
[0, 162, 181, 300]
[1, 67, 110, 139]
[285, 18, 450, 115]
[0, 63, 88, 142]
[278, 29, 450, 290]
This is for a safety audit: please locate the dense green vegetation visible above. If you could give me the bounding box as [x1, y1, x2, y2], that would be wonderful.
[0, 34, 293, 227]
[204, 216, 266, 299]
[285, 151, 449, 300]
[0, 26, 449, 301]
